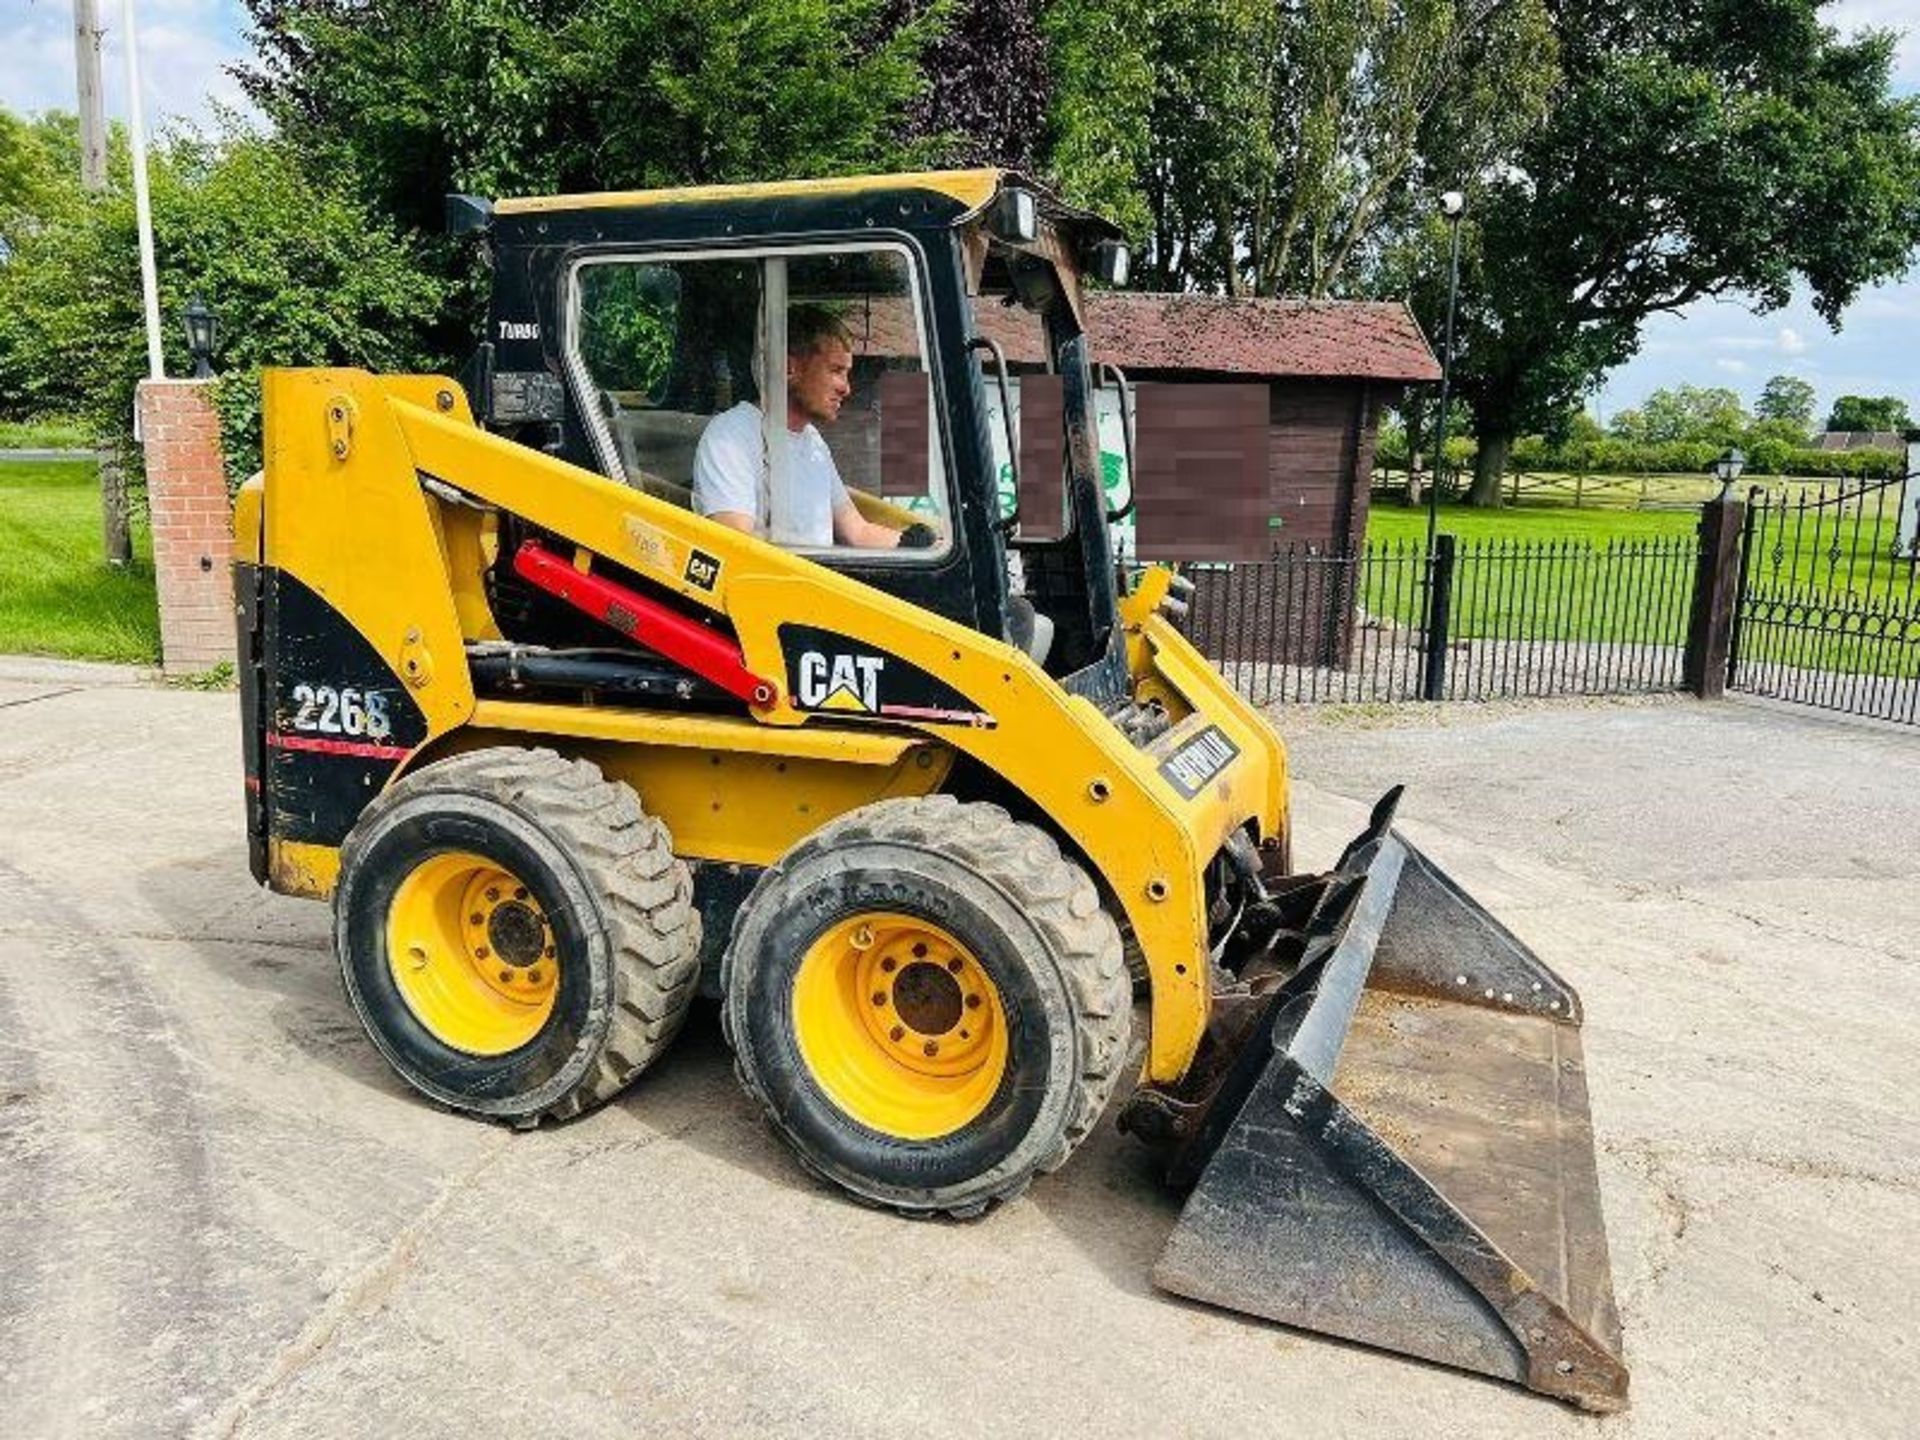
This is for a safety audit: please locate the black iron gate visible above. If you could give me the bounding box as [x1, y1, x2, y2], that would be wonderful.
[1728, 473, 1920, 725]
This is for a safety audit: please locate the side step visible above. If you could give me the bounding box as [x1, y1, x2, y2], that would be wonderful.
[1149, 797, 1629, 1411]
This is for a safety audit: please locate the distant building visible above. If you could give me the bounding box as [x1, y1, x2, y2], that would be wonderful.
[1814, 431, 1905, 454]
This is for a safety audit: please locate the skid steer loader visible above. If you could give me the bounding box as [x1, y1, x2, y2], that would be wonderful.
[235, 170, 1628, 1409]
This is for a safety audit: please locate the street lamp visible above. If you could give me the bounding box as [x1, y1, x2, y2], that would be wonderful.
[1426, 190, 1467, 561]
[1711, 446, 1746, 499]
[184, 295, 217, 379]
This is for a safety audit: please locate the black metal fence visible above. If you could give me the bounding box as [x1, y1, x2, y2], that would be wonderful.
[1729, 474, 1920, 724]
[1181, 533, 1697, 706]
[1174, 473, 1920, 726]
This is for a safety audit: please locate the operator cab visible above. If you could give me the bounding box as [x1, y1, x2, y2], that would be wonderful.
[456, 171, 1132, 695]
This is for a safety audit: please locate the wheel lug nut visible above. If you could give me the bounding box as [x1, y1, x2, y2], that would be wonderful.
[880, 957, 896, 973]
[514, 886, 528, 901]
[486, 887, 500, 902]
[528, 969, 542, 985]
[966, 994, 982, 1009]
[947, 958, 963, 973]
[871, 992, 887, 1007]
[923, 1041, 939, 1057]
[498, 969, 513, 984]
[476, 945, 490, 959]
[889, 1025, 905, 1042]
[469, 912, 484, 926]
[544, 945, 556, 959]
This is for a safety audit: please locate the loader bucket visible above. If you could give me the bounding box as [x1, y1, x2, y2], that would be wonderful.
[1149, 794, 1629, 1411]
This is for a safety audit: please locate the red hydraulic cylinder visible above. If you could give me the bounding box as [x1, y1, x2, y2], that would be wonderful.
[512, 540, 778, 709]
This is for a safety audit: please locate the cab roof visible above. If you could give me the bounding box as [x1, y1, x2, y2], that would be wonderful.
[491, 168, 1007, 217]
[484, 169, 1123, 245]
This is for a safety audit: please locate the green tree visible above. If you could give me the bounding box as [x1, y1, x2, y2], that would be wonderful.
[1042, 0, 1558, 297]
[0, 117, 448, 485]
[239, 0, 945, 239]
[1825, 394, 1912, 433]
[0, 111, 82, 256]
[1437, 1, 1920, 504]
[1626, 384, 1749, 445]
[1755, 374, 1818, 434]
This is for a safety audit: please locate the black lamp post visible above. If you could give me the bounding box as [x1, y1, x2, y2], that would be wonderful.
[1425, 190, 1467, 561]
[1711, 446, 1747, 499]
[184, 294, 217, 379]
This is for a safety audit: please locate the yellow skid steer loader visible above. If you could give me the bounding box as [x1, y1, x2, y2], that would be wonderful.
[234, 170, 1627, 1409]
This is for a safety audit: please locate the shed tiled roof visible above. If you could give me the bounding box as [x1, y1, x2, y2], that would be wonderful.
[970, 293, 1440, 383]
[855, 291, 1441, 383]
[1102, 293, 1439, 382]
[1814, 431, 1904, 454]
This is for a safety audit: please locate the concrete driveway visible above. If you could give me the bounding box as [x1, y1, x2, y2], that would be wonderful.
[1, 661, 1914, 1438]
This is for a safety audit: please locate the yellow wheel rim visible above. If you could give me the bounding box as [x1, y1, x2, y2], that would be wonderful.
[385, 851, 559, 1056]
[791, 911, 1008, 1141]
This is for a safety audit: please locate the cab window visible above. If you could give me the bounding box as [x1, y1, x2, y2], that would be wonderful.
[567, 245, 950, 560]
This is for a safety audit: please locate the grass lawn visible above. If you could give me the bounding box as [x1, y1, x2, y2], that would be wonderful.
[0, 419, 91, 450]
[0, 458, 160, 664]
[1366, 498, 1699, 545]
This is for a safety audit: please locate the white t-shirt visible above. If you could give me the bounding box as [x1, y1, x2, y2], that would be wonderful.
[691, 401, 849, 548]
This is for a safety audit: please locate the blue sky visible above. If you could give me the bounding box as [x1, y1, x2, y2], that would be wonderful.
[3, 0, 1916, 426]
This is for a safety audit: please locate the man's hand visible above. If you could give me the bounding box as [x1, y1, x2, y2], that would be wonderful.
[833, 500, 913, 549]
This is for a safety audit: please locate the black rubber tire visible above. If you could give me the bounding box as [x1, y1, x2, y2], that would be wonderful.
[334, 746, 700, 1126]
[722, 795, 1131, 1218]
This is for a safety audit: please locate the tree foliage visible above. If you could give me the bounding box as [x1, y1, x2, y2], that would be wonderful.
[1755, 374, 1818, 434]
[1825, 393, 1912, 434]
[0, 111, 84, 256]
[238, 0, 947, 238]
[1424, 0, 1920, 503]
[0, 116, 448, 486]
[887, 1, 1050, 170]
[1608, 385, 1748, 446]
[1044, 0, 1557, 297]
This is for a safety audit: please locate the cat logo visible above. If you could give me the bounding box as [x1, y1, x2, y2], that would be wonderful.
[797, 651, 885, 713]
[683, 548, 721, 591]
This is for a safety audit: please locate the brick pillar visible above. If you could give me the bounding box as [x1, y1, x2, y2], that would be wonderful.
[137, 378, 234, 675]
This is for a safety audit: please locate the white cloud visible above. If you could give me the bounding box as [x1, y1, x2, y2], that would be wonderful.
[1829, 1, 1920, 91]
[1777, 327, 1807, 355]
[0, 0, 256, 133]
[1715, 358, 1754, 375]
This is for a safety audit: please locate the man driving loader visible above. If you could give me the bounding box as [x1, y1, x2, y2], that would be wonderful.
[237, 169, 1630, 1412]
[693, 303, 936, 551]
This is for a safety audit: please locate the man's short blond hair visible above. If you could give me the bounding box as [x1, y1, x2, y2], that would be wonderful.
[788, 303, 855, 358]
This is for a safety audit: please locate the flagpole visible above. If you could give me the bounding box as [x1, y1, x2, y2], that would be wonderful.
[121, 0, 165, 379]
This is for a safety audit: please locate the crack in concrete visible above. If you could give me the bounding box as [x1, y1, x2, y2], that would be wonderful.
[0, 924, 328, 953]
[1612, 1134, 1918, 1198]
[1654, 886, 1916, 965]
[202, 1132, 513, 1438]
[0, 687, 82, 712]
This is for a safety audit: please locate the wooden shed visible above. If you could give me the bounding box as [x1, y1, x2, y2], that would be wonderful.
[973, 292, 1441, 560]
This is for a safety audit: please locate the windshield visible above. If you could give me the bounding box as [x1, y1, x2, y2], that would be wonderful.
[967, 243, 1126, 545]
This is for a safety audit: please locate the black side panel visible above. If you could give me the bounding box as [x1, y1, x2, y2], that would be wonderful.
[235, 561, 269, 883]
[263, 569, 430, 848]
[776, 622, 995, 728]
[691, 860, 764, 998]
